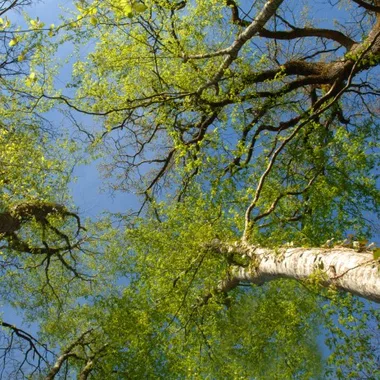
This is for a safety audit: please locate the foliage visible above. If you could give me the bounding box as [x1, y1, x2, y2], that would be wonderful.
[0, 0, 379, 379]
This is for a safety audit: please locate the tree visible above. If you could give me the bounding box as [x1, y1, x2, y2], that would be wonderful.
[0, 0, 380, 378]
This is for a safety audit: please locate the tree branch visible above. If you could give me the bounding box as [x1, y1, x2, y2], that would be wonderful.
[196, 0, 284, 93]
[45, 330, 93, 380]
[259, 27, 356, 49]
[351, 0, 380, 12]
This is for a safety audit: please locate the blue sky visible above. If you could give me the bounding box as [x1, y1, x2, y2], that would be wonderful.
[9, 0, 141, 218]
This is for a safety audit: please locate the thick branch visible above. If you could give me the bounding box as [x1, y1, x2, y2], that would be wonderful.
[196, 0, 284, 93]
[45, 330, 93, 380]
[78, 344, 108, 380]
[351, 0, 380, 12]
[79, 360, 94, 380]
[0, 201, 82, 235]
[259, 27, 356, 49]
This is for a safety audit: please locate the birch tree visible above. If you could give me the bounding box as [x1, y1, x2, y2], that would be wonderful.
[53, 0, 380, 298]
[0, 0, 380, 378]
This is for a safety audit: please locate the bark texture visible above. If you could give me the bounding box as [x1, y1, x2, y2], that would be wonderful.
[212, 243, 380, 303]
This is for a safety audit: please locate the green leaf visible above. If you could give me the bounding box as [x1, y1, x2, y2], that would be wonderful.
[9, 38, 18, 47]
[132, 3, 148, 13]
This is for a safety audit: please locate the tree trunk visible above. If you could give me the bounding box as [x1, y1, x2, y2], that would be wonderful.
[215, 244, 380, 303]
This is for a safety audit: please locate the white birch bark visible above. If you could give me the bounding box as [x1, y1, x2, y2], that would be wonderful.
[217, 245, 380, 303]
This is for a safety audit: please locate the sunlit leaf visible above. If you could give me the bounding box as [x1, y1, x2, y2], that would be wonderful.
[9, 38, 18, 47]
[132, 3, 147, 13]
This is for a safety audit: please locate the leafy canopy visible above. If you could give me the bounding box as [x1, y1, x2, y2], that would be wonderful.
[0, 0, 379, 379]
